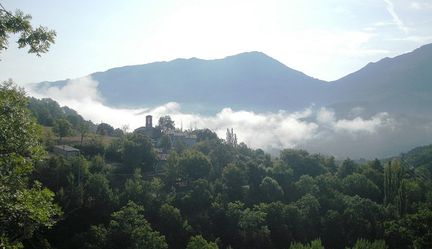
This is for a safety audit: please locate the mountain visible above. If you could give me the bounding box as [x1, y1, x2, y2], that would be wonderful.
[37, 52, 328, 113]
[329, 43, 432, 117]
[33, 44, 432, 158]
[36, 44, 432, 115]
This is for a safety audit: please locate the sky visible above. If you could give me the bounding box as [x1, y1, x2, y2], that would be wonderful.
[1, 0, 432, 84]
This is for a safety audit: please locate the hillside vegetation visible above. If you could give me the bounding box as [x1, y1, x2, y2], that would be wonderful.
[2, 82, 432, 249]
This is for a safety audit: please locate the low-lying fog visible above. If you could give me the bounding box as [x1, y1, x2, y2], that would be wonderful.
[29, 77, 432, 159]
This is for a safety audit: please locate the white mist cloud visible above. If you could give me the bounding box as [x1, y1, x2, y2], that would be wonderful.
[383, 0, 409, 33]
[29, 77, 396, 155]
[317, 108, 394, 134]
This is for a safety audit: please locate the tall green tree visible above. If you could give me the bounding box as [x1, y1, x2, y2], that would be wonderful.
[53, 118, 72, 143]
[0, 81, 61, 248]
[123, 133, 157, 172]
[384, 160, 407, 217]
[85, 201, 167, 249]
[157, 116, 175, 132]
[178, 150, 212, 181]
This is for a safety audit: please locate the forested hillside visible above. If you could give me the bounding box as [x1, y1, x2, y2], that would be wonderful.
[2, 82, 432, 249]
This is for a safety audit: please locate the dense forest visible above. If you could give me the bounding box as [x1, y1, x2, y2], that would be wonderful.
[1, 81, 432, 249]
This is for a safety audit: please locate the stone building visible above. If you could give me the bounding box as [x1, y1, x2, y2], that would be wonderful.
[53, 145, 80, 158]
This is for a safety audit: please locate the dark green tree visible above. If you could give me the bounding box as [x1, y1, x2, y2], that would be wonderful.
[96, 123, 114, 136]
[259, 177, 284, 203]
[186, 235, 218, 249]
[289, 239, 325, 249]
[159, 134, 172, 152]
[337, 158, 358, 178]
[222, 163, 247, 201]
[238, 207, 271, 249]
[123, 133, 157, 172]
[79, 122, 90, 145]
[0, 81, 61, 248]
[342, 173, 381, 202]
[156, 204, 192, 249]
[280, 149, 325, 179]
[86, 201, 168, 249]
[53, 118, 72, 143]
[178, 150, 211, 181]
[349, 239, 387, 249]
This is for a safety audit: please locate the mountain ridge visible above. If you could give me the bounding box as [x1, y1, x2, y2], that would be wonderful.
[34, 43, 432, 116]
[32, 43, 432, 158]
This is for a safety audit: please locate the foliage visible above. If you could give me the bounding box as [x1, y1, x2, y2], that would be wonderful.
[289, 239, 325, 249]
[348, 239, 388, 249]
[186, 235, 218, 249]
[178, 150, 212, 181]
[384, 160, 407, 216]
[0, 6, 56, 56]
[4, 85, 432, 249]
[157, 116, 175, 132]
[85, 201, 168, 249]
[53, 118, 72, 142]
[123, 133, 156, 172]
[97, 123, 115, 136]
[0, 81, 61, 248]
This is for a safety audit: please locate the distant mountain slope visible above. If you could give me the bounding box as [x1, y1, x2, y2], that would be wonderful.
[33, 44, 432, 158]
[36, 44, 432, 115]
[329, 43, 432, 116]
[37, 52, 328, 113]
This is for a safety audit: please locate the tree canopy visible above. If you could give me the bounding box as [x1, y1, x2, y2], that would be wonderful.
[0, 4, 56, 56]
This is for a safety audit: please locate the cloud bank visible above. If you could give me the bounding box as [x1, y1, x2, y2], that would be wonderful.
[29, 76, 397, 158]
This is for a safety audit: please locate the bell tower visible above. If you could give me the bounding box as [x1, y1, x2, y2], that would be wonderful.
[146, 115, 153, 128]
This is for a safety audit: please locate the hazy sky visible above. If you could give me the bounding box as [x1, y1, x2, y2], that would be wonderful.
[1, 0, 432, 84]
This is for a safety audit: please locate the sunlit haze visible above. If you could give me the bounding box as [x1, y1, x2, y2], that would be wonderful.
[1, 0, 432, 84]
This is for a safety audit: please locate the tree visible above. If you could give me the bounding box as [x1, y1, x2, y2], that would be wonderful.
[342, 195, 384, 245]
[0, 81, 61, 248]
[159, 134, 172, 152]
[259, 177, 284, 203]
[295, 175, 318, 198]
[123, 133, 157, 172]
[222, 163, 247, 201]
[178, 150, 212, 181]
[384, 208, 432, 249]
[96, 123, 114, 136]
[295, 194, 321, 241]
[279, 149, 325, 179]
[186, 235, 218, 249]
[0, 4, 56, 56]
[349, 239, 388, 249]
[289, 239, 325, 249]
[156, 204, 191, 249]
[257, 202, 301, 249]
[53, 118, 72, 143]
[342, 173, 381, 202]
[337, 158, 358, 178]
[157, 116, 175, 132]
[79, 122, 90, 145]
[86, 201, 168, 249]
[384, 160, 407, 217]
[226, 128, 238, 147]
[238, 208, 271, 249]
[193, 129, 219, 142]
